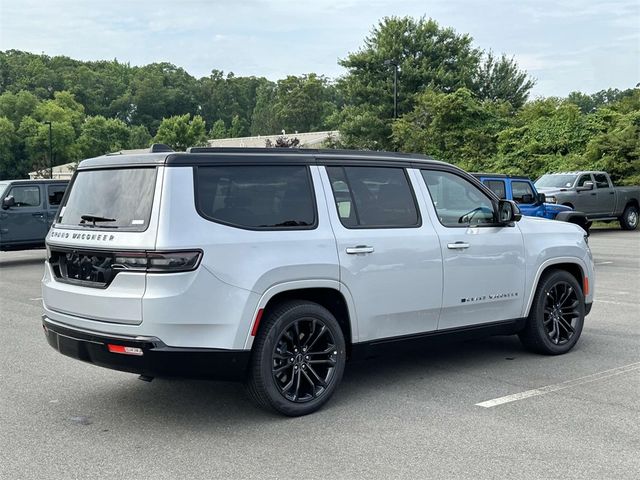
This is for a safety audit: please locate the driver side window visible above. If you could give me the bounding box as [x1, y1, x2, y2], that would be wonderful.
[421, 170, 495, 227]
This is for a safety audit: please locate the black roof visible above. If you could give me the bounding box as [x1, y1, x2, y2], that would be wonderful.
[77, 146, 449, 170]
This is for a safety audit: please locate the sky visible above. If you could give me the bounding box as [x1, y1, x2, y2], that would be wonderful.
[0, 0, 638, 98]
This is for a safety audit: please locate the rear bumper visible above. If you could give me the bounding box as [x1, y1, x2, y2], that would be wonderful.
[42, 316, 250, 381]
[585, 302, 592, 316]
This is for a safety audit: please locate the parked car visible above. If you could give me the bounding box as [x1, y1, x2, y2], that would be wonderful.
[473, 173, 591, 233]
[0, 179, 68, 251]
[535, 171, 640, 230]
[42, 146, 594, 416]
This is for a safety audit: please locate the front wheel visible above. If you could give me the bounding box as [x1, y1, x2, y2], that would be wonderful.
[246, 301, 346, 416]
[518, 270, 585, 355]
[619, 205, 639, 230]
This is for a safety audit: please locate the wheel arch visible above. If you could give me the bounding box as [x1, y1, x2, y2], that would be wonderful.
[243, 280, 357, 352]
[624, 198, 639, 211]
[524, 259, 587, 317]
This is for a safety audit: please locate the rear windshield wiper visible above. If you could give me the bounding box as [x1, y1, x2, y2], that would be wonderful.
[80, 214, 117, 227]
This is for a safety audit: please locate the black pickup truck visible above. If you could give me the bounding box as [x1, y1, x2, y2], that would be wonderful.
[0, 179, 68, 251]
[535, 171, 640, 230]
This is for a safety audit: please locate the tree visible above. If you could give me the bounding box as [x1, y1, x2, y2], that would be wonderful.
[474, 52, 534, 109]
[128, 124, 152, 149]
[0, 116, 22, 179]
[250, 83, 277, 135]
[0, 90, 39, 126]
[153, 114, 207, 151]
[76, 115, 131, 158]
[18, 116, 79, 174]
[270, 74, 338, 133]
[209, 119, 228, 139]
[335, 16, 534, 149]
[392, 88, 510, 171]
[229, 114, 249, 138]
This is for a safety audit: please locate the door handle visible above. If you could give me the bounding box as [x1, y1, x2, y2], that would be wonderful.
[447, 242, 470, 250]
[590, 193, 596, 196]
[346, 245, 374, 254]
[609, 192, 615, 195]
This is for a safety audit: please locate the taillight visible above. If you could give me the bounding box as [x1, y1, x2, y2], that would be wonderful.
[113, 250, 202, 273]
[147, 251, 202, 272]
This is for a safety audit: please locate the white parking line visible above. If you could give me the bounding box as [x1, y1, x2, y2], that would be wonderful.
[595, 261, 613, 265]
[476, 362, 640, 408]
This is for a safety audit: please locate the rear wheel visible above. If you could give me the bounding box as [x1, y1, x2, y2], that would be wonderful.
[518, 270, 585, 355]
[619, 205, 639, 230]
[246, 301, 346, 416]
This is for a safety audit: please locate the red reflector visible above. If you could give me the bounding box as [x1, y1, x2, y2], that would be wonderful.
[583, 277, 589, 296]
[251, 309, 264, 336]
[107, 344, 144, 356]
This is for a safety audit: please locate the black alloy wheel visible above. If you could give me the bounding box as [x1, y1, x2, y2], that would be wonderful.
[271, 318, 339, 402]
[542, 281, 580, 345]
[246, 301, 346, 416]
[518, 269, 585, 355]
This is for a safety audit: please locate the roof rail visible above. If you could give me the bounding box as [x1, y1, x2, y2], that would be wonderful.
[106, 143, 174, 156]
[185, 146, 432, 160]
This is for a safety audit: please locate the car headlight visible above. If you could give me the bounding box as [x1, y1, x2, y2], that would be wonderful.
[546, 196, 556, 203]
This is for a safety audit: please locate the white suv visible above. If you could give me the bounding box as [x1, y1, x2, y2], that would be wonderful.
[42, 146, 594, 416]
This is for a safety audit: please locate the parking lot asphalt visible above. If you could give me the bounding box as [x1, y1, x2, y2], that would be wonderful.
[1, 227, 639, 480]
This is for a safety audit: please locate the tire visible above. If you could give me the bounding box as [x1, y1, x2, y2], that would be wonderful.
[518, 270, 585, 355]
[619, 205, 639, 231]
[246, 300, 346, 416]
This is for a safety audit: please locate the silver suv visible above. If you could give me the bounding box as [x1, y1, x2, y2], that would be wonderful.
[42, 146, 594, 416]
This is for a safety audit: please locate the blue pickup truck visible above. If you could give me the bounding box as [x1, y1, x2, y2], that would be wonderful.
[473, 173, 591, 232]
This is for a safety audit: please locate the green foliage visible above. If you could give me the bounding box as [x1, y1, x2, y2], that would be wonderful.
[393, 87, 640, 183]
[229, 114, 249, 138]
[77, 116, 131, 158]
[0, 116, 23, 178]
[209, 119, 228, 139]
[153, 114, 207, 151]
[392, 88, 510, 171]
[474, 52, 534, 109]
[0, 21, 637, 185]
[335, 16, 533, 149]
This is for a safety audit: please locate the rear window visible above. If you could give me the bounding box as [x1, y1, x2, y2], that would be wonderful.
[195, 165, 316, 229]
[483, 180, 506, 199]
[57, 168, 156, 231]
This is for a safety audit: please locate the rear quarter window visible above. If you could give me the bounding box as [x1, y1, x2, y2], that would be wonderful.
[195, 165, 316, 229]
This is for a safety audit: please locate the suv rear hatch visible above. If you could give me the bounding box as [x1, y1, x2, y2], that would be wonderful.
[43, 165, 162, 325]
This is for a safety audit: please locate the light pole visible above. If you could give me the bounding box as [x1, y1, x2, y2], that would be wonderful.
[44, 121, 53, 179]
[383, 60, 398, 119]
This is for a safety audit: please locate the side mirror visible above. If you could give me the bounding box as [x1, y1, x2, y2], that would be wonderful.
[521, 193, 534, 204]
[498, 200, 522, 224]
[577, 181, 594, 191]
[537, 193, 546, 204]
[2, 195, 15, 210]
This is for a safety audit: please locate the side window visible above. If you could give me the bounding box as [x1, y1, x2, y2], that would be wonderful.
[47, 185, 66, 208]
[593, 173, 609, 189]
[483, 180, 506, 199]
[7, 185, 41, 208]
[195, 165, 316, 229]
[326, 166, 419, 228]
[421, 170, 495, 227]
[511, 181, 535, 204]
[577, 174, 592, 187]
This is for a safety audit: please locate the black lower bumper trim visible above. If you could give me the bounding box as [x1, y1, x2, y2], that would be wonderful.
[585, 302, 592, 316]
[42, 317, 250, 381]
